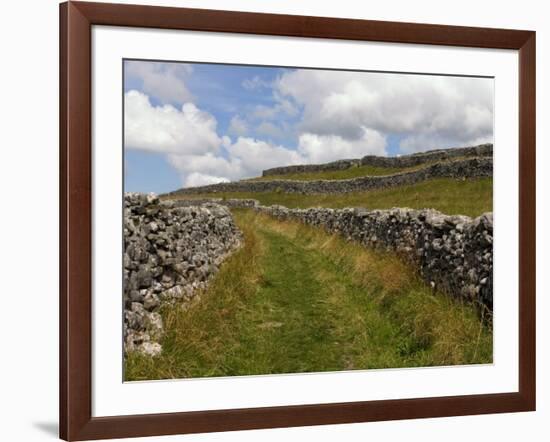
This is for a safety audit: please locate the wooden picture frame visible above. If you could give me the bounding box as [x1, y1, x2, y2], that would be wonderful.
[59, 1, 536, 440]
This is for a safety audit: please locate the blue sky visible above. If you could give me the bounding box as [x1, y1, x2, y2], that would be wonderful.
[124, 60, 493, 193]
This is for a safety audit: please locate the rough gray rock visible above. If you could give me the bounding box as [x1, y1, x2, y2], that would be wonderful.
[169, 157, 492, 196]
[171, 198, 260, 209]
[262, 143, 493, 176]
[124, 193, 242, 356]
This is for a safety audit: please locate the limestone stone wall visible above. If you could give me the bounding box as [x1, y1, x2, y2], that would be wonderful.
[262, 143, 493, 176]
[169, 157, 492, 196]
[254, 204, 493, 311]
[124, 193, 242, 356]
[163, 195, 494, 311]
[169, 198, 260, 209]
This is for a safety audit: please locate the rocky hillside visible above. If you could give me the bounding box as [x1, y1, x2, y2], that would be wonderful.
[262, 143, 493, 177]
[167, 144, 493, 197]
[169, 157, 492, 196]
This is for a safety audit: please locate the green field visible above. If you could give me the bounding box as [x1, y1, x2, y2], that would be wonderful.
[125, 210, 492, 381]
[169, 177, 493, 218]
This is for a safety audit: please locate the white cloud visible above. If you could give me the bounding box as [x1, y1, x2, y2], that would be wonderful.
[398, 133, 493, 154]
[167, 136, 304, 186]
[250, 95, 299, 121]
[276, 70, 493, 153]
[228, 115, 249, 136]
[184, 172, 230, 187]
[125, 90, 388, 188]
[251, 104, 279, 121]
[168, 153, 242, 183]
[167, 131, 387, 188]
[256, 121, 284, 139]
[242, 75, 272, 91]
[227, 137, 303, 176]
[124, 90, 222, 155]
[298, 129, 387, 163]
[125, 60, 193, 105]
[126, 65, 494, 190]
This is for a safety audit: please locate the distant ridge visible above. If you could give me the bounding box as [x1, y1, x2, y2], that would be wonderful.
[262, 143, 493, 177]
[169, 157, 492, 196]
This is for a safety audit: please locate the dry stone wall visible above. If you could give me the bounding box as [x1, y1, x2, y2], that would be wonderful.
[254, 204, 493, 311]
[164, 195, 494, 311]
[124, 193, 242, 356]
[262, 143, 493, 176]
[170, 198, 260, 209]
[169, 157, 492, 196]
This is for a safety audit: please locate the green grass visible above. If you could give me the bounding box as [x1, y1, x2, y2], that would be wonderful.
[125, 210, 492, 381]
[169, 177, 493, 218]
[247, 157, 474, 181]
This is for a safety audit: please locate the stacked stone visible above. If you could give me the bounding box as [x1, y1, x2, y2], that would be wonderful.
[262, 143, 493, 176]
[124, 193, 242, 356]
[169, 157, 493, 196]
[171, 198, 260, 209]
[255, 205, 493, 311]
[263, 158, 363, 177]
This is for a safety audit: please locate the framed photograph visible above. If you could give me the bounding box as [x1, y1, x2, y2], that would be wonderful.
[60, 1, 536, 440]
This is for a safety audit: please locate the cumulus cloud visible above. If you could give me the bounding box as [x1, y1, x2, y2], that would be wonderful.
[126, 88, 390, 188]
[398, 133, 493, 154]
[168, 153, 242, 184]
[184, 172, 230, 187]
[242, 75, 272, 91]
[276, 70, 493, 153]
[126, 65, 494, 190]
[297, 129, 387, 163]
[228, 115, 249, 136]
[256, 121, 284, 139]
[124, 90, 222, 155]
[235, 92, 298, 143]
[228, 137, 303, 175]
[250, 95, 299, 121]
[167, 130, 387, 188]
[125, 60, 194, 105]
[168, 136, 304, 187]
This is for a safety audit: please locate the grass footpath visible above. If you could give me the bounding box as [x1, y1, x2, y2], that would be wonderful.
[125, 210, 492, 381]
[171, 177, 493, 218]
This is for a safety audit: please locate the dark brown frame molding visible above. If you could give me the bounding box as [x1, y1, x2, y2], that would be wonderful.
[59, 1, 536, 440]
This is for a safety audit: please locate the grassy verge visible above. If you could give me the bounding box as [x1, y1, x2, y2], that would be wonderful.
[169, 177, 493, 218]
[125, 210, 492, 381]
